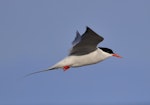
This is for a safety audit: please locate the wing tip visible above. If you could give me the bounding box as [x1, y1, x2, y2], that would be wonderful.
[85, 26, 104, 41]
[72, 31, 81, 46]
[76, 30, 80, 35]
[86, 26, 90, 30]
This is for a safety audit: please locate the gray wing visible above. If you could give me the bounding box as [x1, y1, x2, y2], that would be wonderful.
[72, 31, 81, 46]
[69, 26, 104, 55]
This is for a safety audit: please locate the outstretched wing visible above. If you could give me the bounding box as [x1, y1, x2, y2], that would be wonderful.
[72, 31, 81, 46]
[69, 26, 104, 55]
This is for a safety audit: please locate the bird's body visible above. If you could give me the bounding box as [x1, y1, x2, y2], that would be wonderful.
[26, 26, 121, 76]
[49, 48, 112, 70]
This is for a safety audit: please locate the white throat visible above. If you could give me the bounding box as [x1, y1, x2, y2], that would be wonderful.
[97, 48, 112, 59]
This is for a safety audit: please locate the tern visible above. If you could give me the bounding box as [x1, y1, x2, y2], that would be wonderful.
[26, 26, 121, 76]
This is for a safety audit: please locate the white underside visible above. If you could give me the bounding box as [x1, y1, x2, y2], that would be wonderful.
[49, 48, 112, 69]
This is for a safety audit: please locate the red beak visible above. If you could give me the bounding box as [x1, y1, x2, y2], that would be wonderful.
[112, 53, 122, 58]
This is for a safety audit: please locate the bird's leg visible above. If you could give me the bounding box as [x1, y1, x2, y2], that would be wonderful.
[63, 66, 70, 71]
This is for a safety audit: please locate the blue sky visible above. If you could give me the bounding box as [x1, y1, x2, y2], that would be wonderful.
[0, 0, 150, 105]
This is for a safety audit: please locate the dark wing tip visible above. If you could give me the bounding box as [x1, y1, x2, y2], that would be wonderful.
[85, 26, 104, 41]
[86, 26, 91, 31]
[85, 26, 93, 34]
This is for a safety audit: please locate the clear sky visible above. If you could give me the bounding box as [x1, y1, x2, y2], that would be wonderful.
[0, 0, 150, 105]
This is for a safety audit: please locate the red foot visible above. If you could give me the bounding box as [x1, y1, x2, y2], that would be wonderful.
[63, 66, 70, 71]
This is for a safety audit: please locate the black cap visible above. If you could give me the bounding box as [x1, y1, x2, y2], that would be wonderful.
[99, 47, 114, 54]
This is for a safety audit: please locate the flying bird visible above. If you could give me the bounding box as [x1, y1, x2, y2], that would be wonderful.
[26, 26, 121, 76]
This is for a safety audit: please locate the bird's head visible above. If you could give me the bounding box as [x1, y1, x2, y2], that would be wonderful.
[99, 47, 122, 58]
